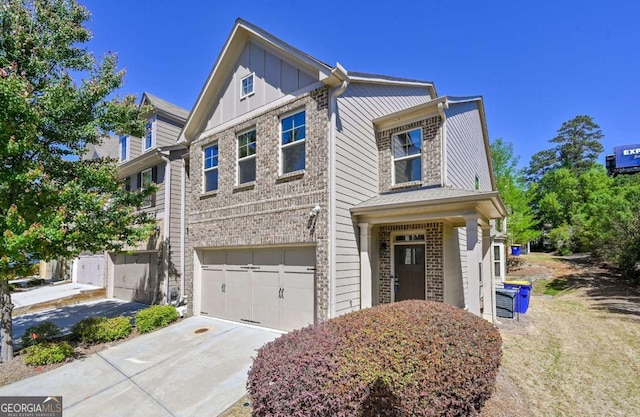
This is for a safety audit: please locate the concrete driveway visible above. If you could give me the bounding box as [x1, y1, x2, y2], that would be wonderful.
[0, 316, 281, 416]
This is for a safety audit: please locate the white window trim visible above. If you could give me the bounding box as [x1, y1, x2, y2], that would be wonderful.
[119, 135, 130, 163]
[142, 116, 157, 152]
[391, 127, 422, 185]
[240, 72, 255, 99]
[237, 128, 256, 185]
[140, 168, 153, 208]
[279, 109, 306, 175]
[203, 143, 219, 193]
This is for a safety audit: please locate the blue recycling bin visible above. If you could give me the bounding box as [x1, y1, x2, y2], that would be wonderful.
[511, 245, 521, 256]
[503, 280, 532, 313]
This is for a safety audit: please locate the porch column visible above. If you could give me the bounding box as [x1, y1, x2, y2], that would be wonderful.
[465, 216, 481, 316]
[359, 222, 373, 309]
[481, 225, 496, 322]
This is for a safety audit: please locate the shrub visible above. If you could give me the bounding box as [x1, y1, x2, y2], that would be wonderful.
[71, 316, 132, 344]
[21, 321, 61, 348]
[248, 300, 502, 417]
[23, 342, 74, 366]
[135, 305, 178, 333]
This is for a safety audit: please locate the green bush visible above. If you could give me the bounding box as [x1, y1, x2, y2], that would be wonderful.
[23, 342, 74, 366]
[71, 316, 132, 344]
[21, 321, 61, 348]
[135, 305, 178, 333]
[248, 300, 502, 417]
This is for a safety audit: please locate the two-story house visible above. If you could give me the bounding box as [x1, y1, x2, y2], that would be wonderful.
[178, 19, 506, 331]
[82, 93, 189, 305]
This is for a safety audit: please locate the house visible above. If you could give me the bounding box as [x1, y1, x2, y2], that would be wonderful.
[79, 93, 189, 305]
[178, 19, 507, 331]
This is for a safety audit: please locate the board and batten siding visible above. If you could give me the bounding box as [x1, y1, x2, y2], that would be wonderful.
[445, 101, 492, 191]
[333, 82, 432, 315]
[206, 41, 318, 130]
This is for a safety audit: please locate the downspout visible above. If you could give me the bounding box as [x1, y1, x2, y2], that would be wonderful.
[160, 151, 171, 305]
[180, 156, 186, 301]
[437, 100, 449, 187]
[329, 63, 349, 319]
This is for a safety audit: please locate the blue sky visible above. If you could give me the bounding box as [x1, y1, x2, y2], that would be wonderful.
[81, 0, 640, 169]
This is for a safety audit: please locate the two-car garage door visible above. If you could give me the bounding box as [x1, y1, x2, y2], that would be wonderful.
[200, 247, 315, 332]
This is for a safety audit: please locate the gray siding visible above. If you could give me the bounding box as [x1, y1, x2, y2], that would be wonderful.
[156, 116, 183, 148]
[457, 227, 469, 309]
[443, 225, 464, 308]
[333, 82, 432, 315]
[206, 41, 318, 130]
[128, 163, 166, 220]
[445, 102, 492, 191]
[168, 154, 183, 290]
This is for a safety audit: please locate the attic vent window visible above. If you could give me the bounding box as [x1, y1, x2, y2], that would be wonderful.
[241, 73, 255, 99]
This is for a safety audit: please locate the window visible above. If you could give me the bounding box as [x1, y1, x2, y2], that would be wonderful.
[140, 168, 153, 208]
[119, 135, 129, 162]
[237, 129, 256, 184]
[241, 73, 255, 98]
[493, 245, 502, 277]
[203, 144, 219, 192]
[280, 110, 306, 174]
[143, 116, 156, 151]
[392, 128, 422, 184]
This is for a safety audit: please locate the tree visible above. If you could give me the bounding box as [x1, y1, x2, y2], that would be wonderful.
[527, 115, 604, 181]
[0, 0, 155, 362]
[490, 138, 539, 245]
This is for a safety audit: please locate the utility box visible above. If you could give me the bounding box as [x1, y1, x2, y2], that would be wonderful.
[496, 288, 518, 318]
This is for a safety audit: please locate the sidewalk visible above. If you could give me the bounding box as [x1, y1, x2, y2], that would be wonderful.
[10, 281, 106, 316]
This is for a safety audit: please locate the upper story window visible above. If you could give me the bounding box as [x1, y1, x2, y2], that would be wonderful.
[140, 167, 154, 208]
[392, 128, 422, 184]
[240, 73, 255, 99]
[119, 135, 129, 162]
[203, 143, 219, 192]
[143, 116, 156, 152]
[280, 110, 306, 174]
[237, 129, 256, 184]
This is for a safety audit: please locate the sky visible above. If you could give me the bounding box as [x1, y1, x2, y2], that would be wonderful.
[80, 0, 640, 169]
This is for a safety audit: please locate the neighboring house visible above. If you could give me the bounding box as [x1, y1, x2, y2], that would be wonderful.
[81, 93, 189, 305]
[178, 19, 507, 331]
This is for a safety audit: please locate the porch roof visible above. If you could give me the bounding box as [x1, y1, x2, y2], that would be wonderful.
[350, 186, 507, 225]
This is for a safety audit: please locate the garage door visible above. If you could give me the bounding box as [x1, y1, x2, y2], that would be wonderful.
[113, 252, 158, 304]
[76, 254, 105, 286]
[201, 247, 315, 332]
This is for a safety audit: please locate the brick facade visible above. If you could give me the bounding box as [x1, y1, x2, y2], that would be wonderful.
[184, 87, 331, 322]
[376, 116, 443, 192]
[377, 222, 444, 305]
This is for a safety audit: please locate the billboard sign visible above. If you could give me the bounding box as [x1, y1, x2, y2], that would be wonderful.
[614, 144, 640, 169]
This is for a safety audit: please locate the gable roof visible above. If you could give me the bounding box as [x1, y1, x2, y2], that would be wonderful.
[178, 19, 437, 144]
[141, 92, 189, 121]
[82, 135, 119, 160]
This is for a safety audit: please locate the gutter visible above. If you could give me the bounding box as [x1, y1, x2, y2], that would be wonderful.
[159, 151, 172, 305]
[328, 63, 349, 319]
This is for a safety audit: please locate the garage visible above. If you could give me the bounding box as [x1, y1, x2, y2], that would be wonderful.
[200, 246, 315, 332]
[75, 254, 105, 287]
[113, 252, 158, 304]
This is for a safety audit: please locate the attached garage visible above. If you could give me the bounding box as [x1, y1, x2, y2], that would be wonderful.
[75, 254, 105, 286]
[200, 246, 315, 332]
[113, 252, 158, 304]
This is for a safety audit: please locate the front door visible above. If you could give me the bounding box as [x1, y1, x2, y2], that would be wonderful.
[394, 244, 425, 301]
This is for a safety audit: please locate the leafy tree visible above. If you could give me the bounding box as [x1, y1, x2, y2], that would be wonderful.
[0, 0, 155, 362]
[490, 138, 539, 245]
[527, 115, 604, 181]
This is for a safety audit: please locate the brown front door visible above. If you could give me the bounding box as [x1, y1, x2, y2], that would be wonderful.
[394, 244, 425, 301]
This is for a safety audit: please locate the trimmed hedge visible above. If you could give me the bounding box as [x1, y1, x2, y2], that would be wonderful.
[71, 316, 132, 344]
[21, 321, 61, 348]
[247, 300, 502, 417]
[23, 342, 74, 366]
[135, 305, 178, 333]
